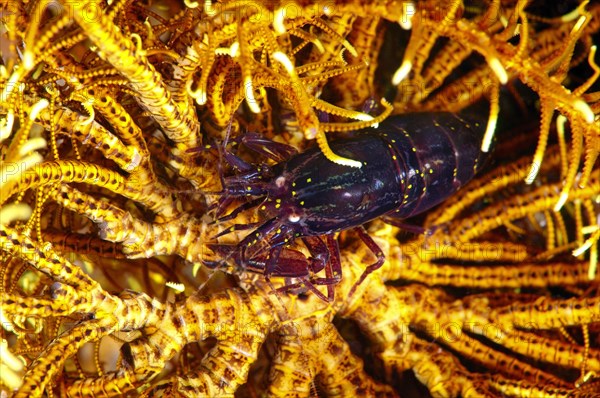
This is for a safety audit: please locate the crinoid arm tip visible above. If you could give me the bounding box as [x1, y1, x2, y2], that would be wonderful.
[244, 76, 261, 114]
[488, 58, 508, 84]
[0, 204, 33, 225]
[554, 192, 569, 212]
[481, 109, 498, 153]
[573, 100, 594, 124]
[18, 137, 47, 156]
[392, 60, 412, 86]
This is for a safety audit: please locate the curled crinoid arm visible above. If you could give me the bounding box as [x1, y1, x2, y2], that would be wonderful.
[1, 101, 47, 216]
[382, 334, 495, 397]
[1, 98, 44, 171]
[393, 0, 510, 96]
[392, 0, 465, 87]
[512, 57, 597, 207]
[15, 318, 116, 398]
[527, 42, 599, 188]
[393, 1, 600, 192]
[36, 104, 141, 172]
[112, 284, 282, 397]
[0, 225, 169, 397]
[52, 185, 213, 264]
[2, 95, 178, 218]
[183, 2, 395, 167]
[572, 46, 600, 189]
[333, 184, 597, 393]
[15, 0, 209, 182]
[320, 16, 384, 108]
[66, 2, 200, 146]
[268, 318, 396, 397]
[70, 87, 148, 153]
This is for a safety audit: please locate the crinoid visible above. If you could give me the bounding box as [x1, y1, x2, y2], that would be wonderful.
[1, 1, 599, 397]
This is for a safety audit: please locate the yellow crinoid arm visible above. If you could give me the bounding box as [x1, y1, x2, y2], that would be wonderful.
[314, 98, 394, 168]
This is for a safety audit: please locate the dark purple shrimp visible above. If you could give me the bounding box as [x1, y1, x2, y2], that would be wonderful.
[209, 112, 490, 301]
